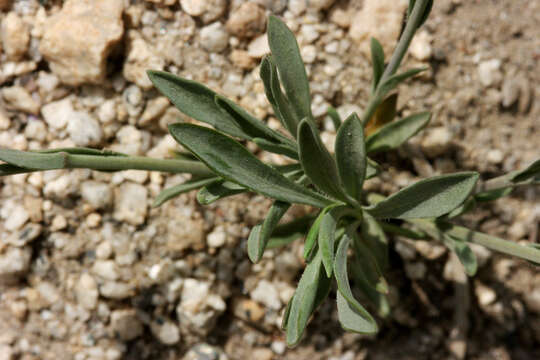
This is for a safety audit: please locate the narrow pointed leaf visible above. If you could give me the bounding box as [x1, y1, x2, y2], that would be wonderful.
[303, 204, 341, 260]
[169, 123, 331, 208]
[319, 206, 355, 277]
[335, 113, 366, 201]
[285, 250, 331, 346]
[334, 234, 378, 334]
[350, 259, 391, 317]
[268, 15, 312, 121]
[153, 177, 218, 207]
[298, 119, 346, 202]
[268, 56, 299, 137]
[365, 172, 479, 219]
[352, 231, 388, 294]
[366, 112, 431, 154]
[252, 138, 298, 159]
[0, 148, 67, 170]
[377, 68, 427, 98]
[197, 180, 245, 205]
[147, 70, 244, 138]
[442, 234, 478, 276]
[248, 201, 291, 263]
[361, 213, 389, 271]
[260, 56, 297, 135]
[366, 158, 380, 179]
[327, 106, 342, 131]
[475, 187, 513, 202]
[215, 95, 296, 148]
[446, 197, 476, 218]
[511, 159, 540, 183]
[370, 37, 385, 91]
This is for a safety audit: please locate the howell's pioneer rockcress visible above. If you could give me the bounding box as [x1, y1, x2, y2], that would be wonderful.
[1, 0, 538, 347]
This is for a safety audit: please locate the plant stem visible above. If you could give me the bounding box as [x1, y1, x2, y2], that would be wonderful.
[361, 0, 430, 126]
[410, 219, 540, 264]
[65, 154, 213, 177]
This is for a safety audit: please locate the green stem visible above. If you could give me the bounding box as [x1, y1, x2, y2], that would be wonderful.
[66, 154, 213, 177]
[410, 219, 540, 264]
[361, 0, 430, 126]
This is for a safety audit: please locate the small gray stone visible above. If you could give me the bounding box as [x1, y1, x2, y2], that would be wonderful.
[110, 309, 143, 341]
[247, 34, 270, 58]
[67, 111, 103, 146]
[41, 98, 74, 130]
[3, 204, 29, 231]
[113, 182, 148, 225]
[0, 246, 32, 283]
[250, 279, 282, 310]
[99, 281, 134, 299]
[478, 59, 502, 88]
[421, 127, 453, 158]
[183, 343, 228, 360]
[501, 78, 520, 108]
[75, 273, 99, 310]
[151, 320, 180, 345]
[200, 22, 229, 53]
[2, 86, 40, 114]
[81, 181, 112, 210]
[91, 260, 119, 281]
[226, 2, 266, 39]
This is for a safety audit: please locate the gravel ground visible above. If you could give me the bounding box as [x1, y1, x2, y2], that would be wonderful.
[0, 0, 539, 359]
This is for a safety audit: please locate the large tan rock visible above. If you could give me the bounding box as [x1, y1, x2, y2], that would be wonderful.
[39, 0, 124, 85]
[1, 12, 30, 60]
[226, 2, 266, 39]
[123, 31, 165, 89]
[349, 0, 408, 57]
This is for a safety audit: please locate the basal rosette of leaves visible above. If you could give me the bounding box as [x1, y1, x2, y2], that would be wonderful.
[1, 0, 539, 347]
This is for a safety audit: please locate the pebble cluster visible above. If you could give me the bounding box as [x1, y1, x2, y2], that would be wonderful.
[0, 0, 538, 359]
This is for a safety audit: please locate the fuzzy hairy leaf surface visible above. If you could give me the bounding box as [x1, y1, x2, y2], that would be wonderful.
[268, 15, 312, 122]
[169, 123, 331, 208]
[319, 206, 355, 277]
[442, 234, 478, 276]
[247, 201, 291, 263]
[366, 112, 431, 154]
[147, 71, 245, 138]
[334, 232, 378, 334]
[285, 249, 331, 346]
[366, 172, 479, 219]
[370, 37, 385, 91]
[0, 148, 67, 170]
[298, 119, 346, 202]
[196, 180, 245, 205]
[335, 113, 366, 201]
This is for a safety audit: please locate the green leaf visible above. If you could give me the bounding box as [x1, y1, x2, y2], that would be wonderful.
[365, 172, 479, 219]
[0, 163, 33, 176]
[446, 197, 476, 218]
[215, 94, 296, 148]
[511, 159, 540, 183]
[327, 106, 342, 131]
[319, 206, 355, 277]
[147, 70, 244, 138]
[153, 177, 218, 207]
[366, 158, 380, 179]
[370, 37, 385, 91]
[334, 232, 378, 334]
[260, 56, 299, 137]
[474, 187, 513, 202]
[303, 204, 339, 260]
[285, 249, 331, 346]
[350, 258, 391, 317]
[252, 138, 298, 160]
[247, 201, 291, 263]
[351, 230, 389, 294]
[442, 234, 478, 276]
[0, 148, 67, 170]
[411, 219, 540, 265]
[169, 123, 332, 208]
[377, 68, 427, 99]
[366, 112, 431, 154]
[196, 180, 245, 205]
[267, 15, 312, 122]
[360, 213, 389, 271]
[298, 119, 346, 202]
[335, 113, 366, 201]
